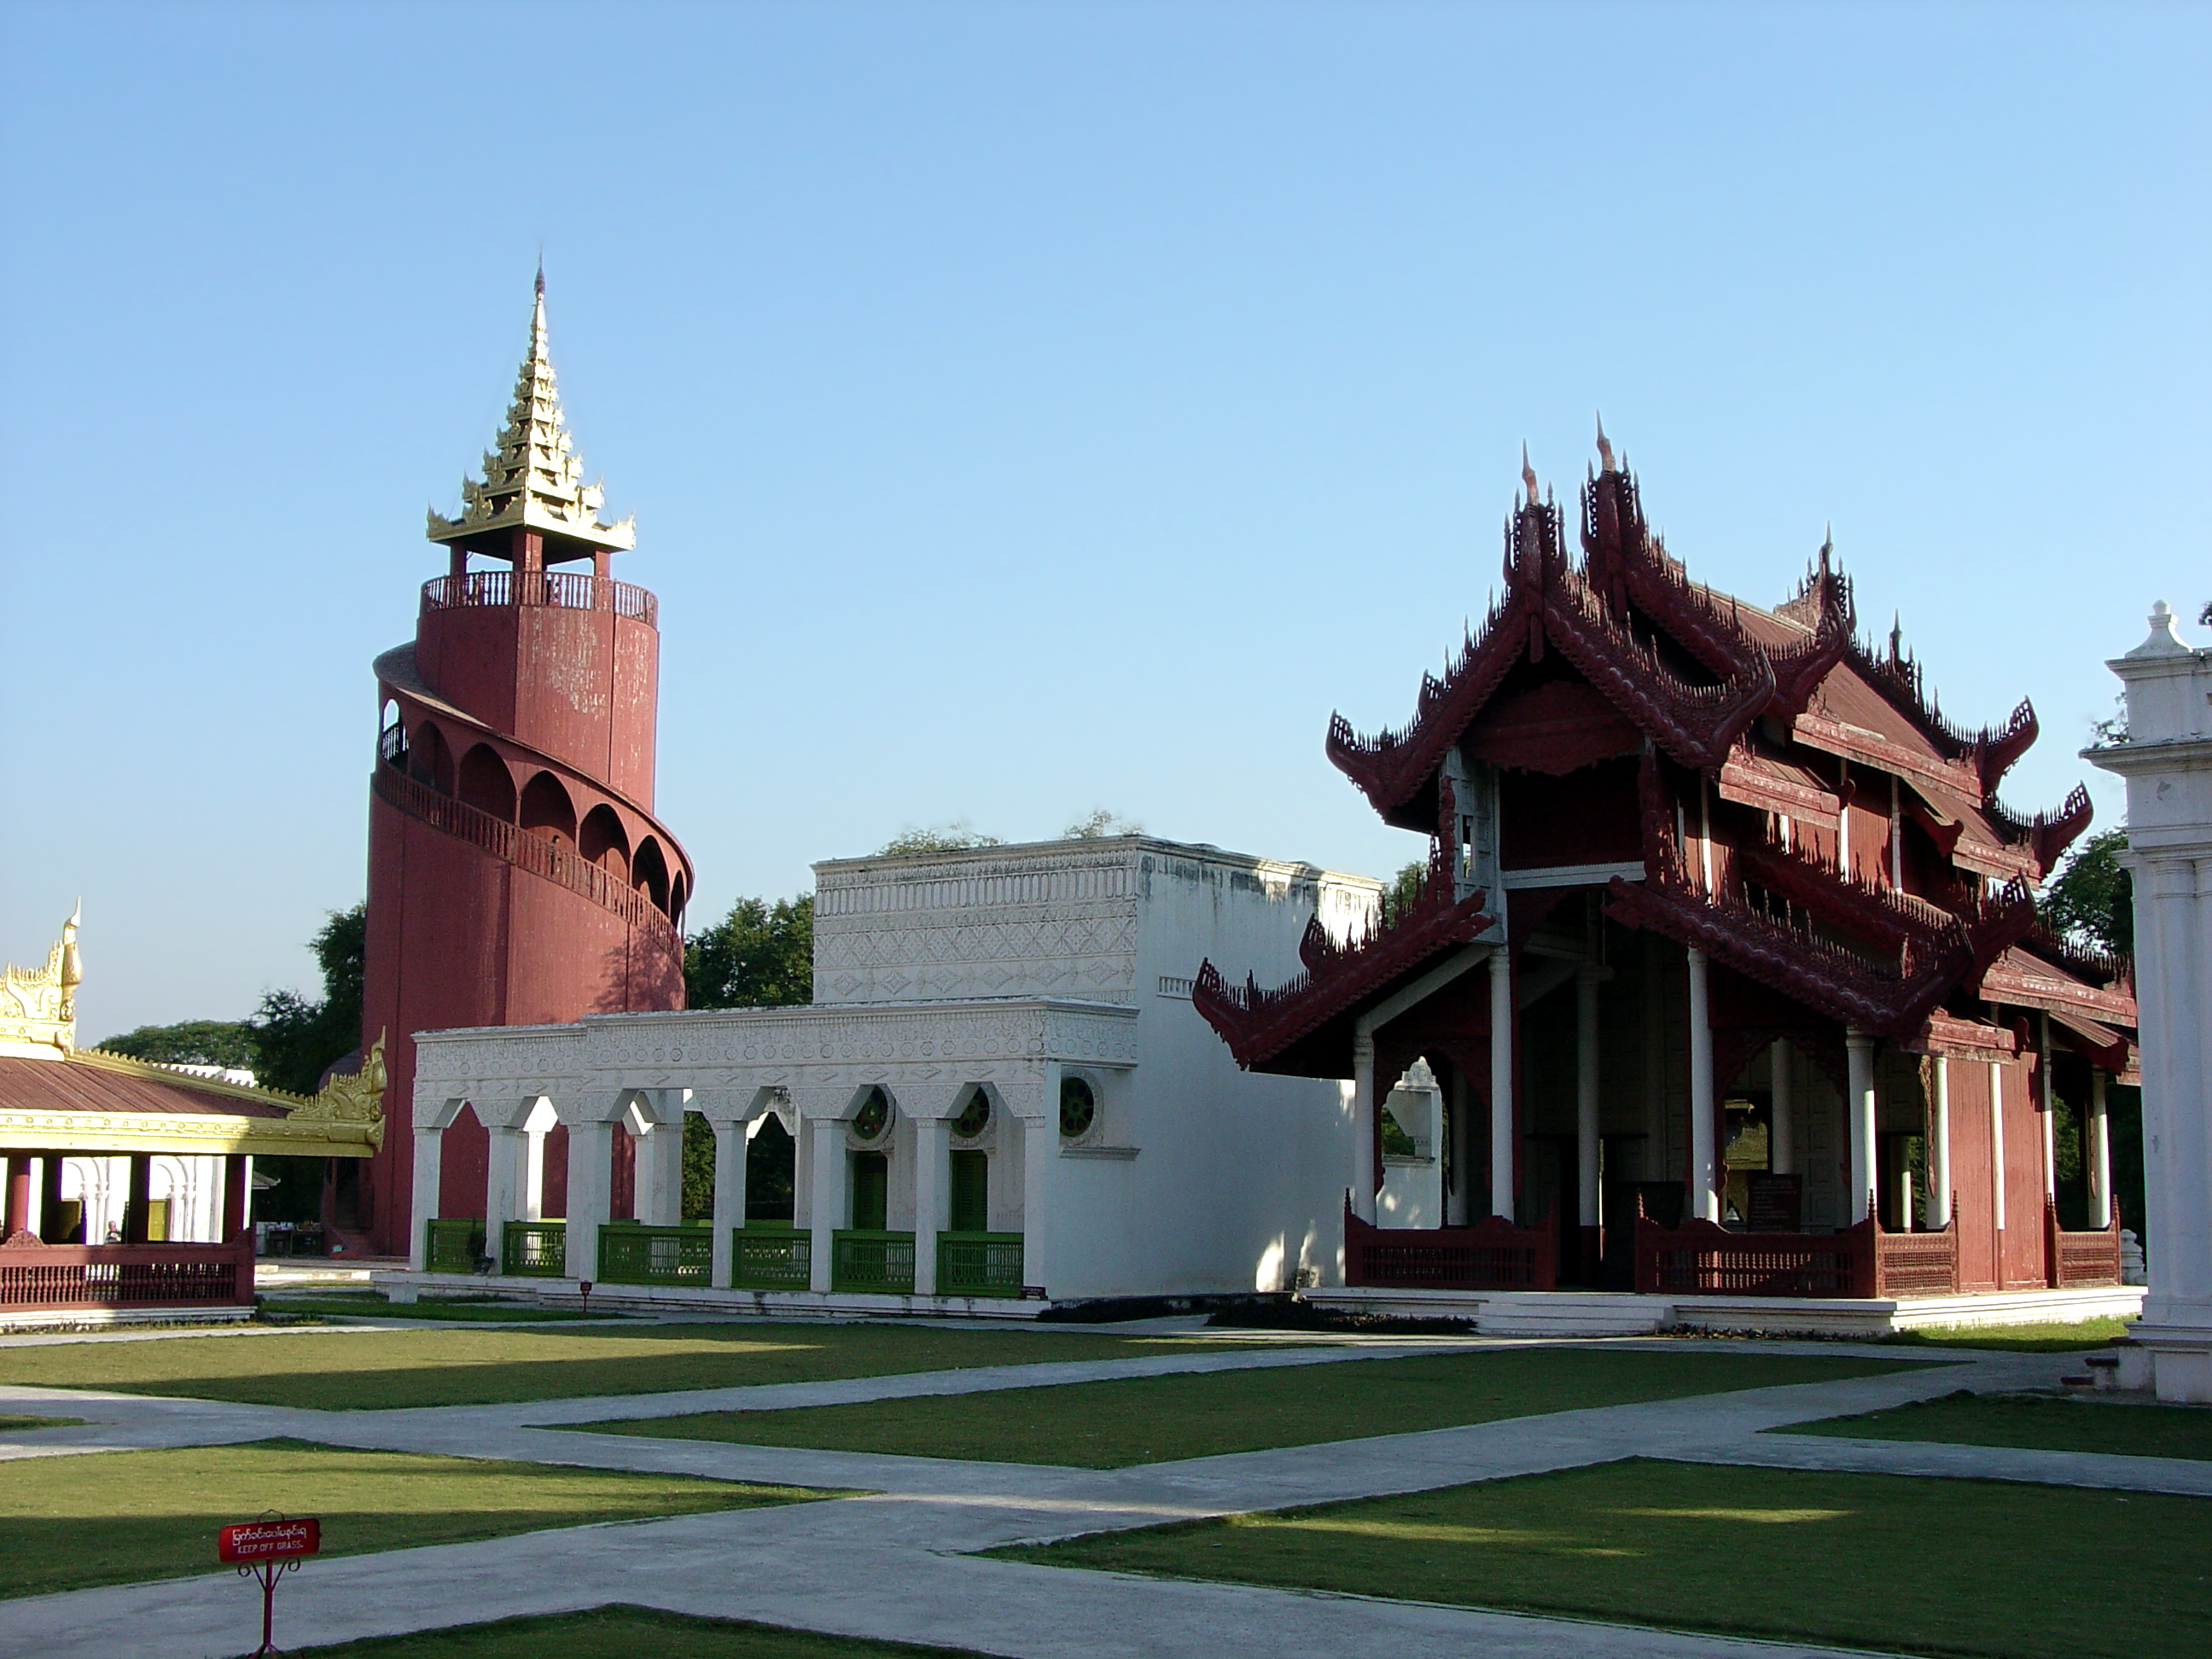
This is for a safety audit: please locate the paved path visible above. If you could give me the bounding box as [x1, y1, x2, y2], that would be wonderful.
[1, 1335, 2197, 1659]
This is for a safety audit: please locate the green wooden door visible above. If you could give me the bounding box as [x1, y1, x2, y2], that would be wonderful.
[851, 1151, 888, 1231]
[950, 1150, 989, 1233]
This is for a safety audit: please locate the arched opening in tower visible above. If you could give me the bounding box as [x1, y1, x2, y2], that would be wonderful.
[520, 771, 577, 847]
[458, 744, 516, 821]
[633, 836, 671, 915]
[409, 720, 455, 795]
[579, 804, 629, 881]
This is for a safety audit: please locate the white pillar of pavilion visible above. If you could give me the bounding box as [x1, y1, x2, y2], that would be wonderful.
[2087, 1070, 2112, 1229]
[2039, 1013, 2059, 1207]
[563, 1119, 614, 1281]
[1988, 1059, 2008, 1278]
[807, 1117, 842, 1293]
[483, 1111, 523, 1271]
[633, 1093, 685, 1229]
[709, 1117, 750, 1289]
[1685, 946, 1718, 1224]
[520, 1101, 552, 1222]
[1769, 1041, 1796, 1177]
[1575, 964, 1602, 1236]
[1489, 947, 1516, 1222]
[1846, 1031, 1878, 1224]
[1928, 1057, 1953, 1230]
[407, 1126, 444, 1272]
[1349, 1032, 1377, 1225]
[912, 1113, 949, 1297]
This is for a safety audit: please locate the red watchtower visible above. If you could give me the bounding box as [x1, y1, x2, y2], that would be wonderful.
[353, 275, 691, 1257]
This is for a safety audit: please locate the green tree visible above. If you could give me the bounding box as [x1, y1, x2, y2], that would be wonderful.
[681, 894, 814, 1220]
[96, 1019, 256, 1070]
[1380, 859, 1429, 927]
[876, 823, 1003, 854]
[1062, 808, 1142, 839]
[684, 895, 814, 1010]
[248, 905, 366, 1096]
[2042, 830, 2132, 956]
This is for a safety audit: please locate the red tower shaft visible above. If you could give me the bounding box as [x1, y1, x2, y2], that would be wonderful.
[352, 281, 690, 1258]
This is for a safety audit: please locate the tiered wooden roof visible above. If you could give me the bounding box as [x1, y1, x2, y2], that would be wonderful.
[1197, 439, 2129, 1073]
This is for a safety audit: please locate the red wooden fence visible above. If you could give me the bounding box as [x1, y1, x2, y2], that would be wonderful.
[0, 1235, 254, 1312]
[1343, 1200, 1557, 1292]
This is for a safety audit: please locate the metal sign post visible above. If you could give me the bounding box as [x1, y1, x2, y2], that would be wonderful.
[218, 1513, 322, 1657]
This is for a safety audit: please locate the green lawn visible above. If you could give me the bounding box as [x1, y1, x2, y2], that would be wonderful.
[997, 1458, 2212, 1659]
[264, 1293, 630, 1324]
[1881, 1318, 2133, 1353]
[579, 1349, 1927, 1468]
[0, 1413, 84, 1432]
[1784, 1388, 2212, 1460]
[0, 1438, 826, 1600]
[0, 1323, 1265, 1412]
[294, 1607, 987, 1658]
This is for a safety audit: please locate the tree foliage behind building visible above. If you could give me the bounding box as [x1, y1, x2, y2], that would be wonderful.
[684, 895, 814, 1011]
[96, 1019, 257, 1069]
[2041, 829, 2132, 957]
[248, 905, 367, 1097]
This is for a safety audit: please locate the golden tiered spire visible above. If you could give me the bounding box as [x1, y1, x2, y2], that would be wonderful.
[427, 269, 636, 561]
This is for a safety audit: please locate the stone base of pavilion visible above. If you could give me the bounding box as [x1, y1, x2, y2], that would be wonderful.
[0, 1302, 255, 1335]
[1308, 1283, 2145, 1339]
[370, 1270, 1055, 1322]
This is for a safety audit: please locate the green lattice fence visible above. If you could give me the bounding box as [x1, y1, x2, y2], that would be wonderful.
[499, 1220, 568, 1278]
[424, 1218, 485, 1275]
[731, 1227, 812, 1289]
[596, 1223, 713, 1286]
[936, 1231, 1024, 1297]
[831, 1230, 916, 1294]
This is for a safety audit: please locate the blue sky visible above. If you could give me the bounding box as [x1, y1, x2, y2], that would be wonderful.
[2, 1, 2204, 1039]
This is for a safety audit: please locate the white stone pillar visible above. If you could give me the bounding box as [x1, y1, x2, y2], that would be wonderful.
[912, 1114, 949, 1295]
[407, 1126, 444, 1272]
[636, 1108, 684, 1228]
[2087, 1069, 2112, 1229]
[1769, 1042, 1795, 1176]
[521, 1123, 547, 1222]
[1928, 1057, 1953, 1229]
[2035, 1013, 2058, 1205]
[808, 1118, 842, 1293]
[1846, 1032, 1877, 1224]
[1988, 1058, 2008, 1245]
[711, 1120, 749, 1288]
[1022, 1066, 1058, 1296]
[484, 1123, 523, 1271]
[1686, 946, 1718, 1224]
[564, 1120, 614, 1280]
[1349, 1033, 1377, 1225]
[1575, 965, 1601, 1231]
[1489, 947, 1515, 1221]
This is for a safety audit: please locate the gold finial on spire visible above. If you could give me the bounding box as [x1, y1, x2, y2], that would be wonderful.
[1521, 444, 1540, 508]
[1594, 414, 1615, 474]
[427, 270, 636, 562]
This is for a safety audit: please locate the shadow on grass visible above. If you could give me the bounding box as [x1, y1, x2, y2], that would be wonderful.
[289, 1605, 991, 1657]
[1779, 1387, 2212, 1460]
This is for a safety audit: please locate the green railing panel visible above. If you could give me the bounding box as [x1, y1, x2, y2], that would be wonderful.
[937, 1231, 1024, 1298]
[597, 1222, 714, 1286]
[731, 1227, 812, 1290]
[832, 1229, 916, 1294]
[424, 1217, 485, 1275]
[500, 1220, 568, 1278]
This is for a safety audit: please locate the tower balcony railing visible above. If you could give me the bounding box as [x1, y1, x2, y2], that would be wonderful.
[372, 764, 680, 948]
[421, 569, 657, 629]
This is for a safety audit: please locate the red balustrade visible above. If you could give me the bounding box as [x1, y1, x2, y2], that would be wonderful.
[1343, 1199, 1557, 1292]
[0, 1236, 254, 1311]
[420, 570, 657, 627]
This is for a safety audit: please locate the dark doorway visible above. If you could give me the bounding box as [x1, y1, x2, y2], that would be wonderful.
[950, 1150, 989, 1232]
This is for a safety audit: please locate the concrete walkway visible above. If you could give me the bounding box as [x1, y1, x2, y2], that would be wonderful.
[1, 1335, 2197, 1658]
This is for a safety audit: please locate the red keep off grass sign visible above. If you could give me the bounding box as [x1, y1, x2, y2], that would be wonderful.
[218, 1516, 321, 1564]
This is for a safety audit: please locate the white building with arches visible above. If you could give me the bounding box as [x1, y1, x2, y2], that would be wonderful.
[388, 836, 1381, 1311]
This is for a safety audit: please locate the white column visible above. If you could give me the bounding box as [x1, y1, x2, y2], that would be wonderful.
[636, 1107, 684, 1228]
[564, 1120, 614, 1280]
[1988, 1058, 2008, 1239]
[808, 1118, 841, 1293]
[1446, 1070, 1472, 1226]
[484, 1123, 523, 1271]
[1846, 1030, 1877, 1224]
[710, 1120, 748, 1288]
[2087, 1069, 2112, 1229]
[1489, 947, 1515, 1221]
[521, 1123, 547, 1221]
[1022, 1067, 1058, 1295]
[912, 1114, 948, 1296]
[1686, 946, 1718, 1224]
[1769, 1042, 1795, 1175]
[1575, 965, 1601, 1231]
[2039, 1013, 2058, 1204]
[407, 1126, 444, 1272]
[1349, 1033, 1377, 1224]
[1928, 1057, 1953, 1229]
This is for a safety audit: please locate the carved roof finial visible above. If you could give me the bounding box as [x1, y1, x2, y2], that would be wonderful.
[1521, 444, 1540, 509]
[1595, 413, 1615, 474]
[428, 269, 636, 561]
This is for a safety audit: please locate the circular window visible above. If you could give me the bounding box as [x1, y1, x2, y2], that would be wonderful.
[853, 1086, 890, 1142]
[1059, 1074, 1097, 1141]
[953, 1089, 991, 1138]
